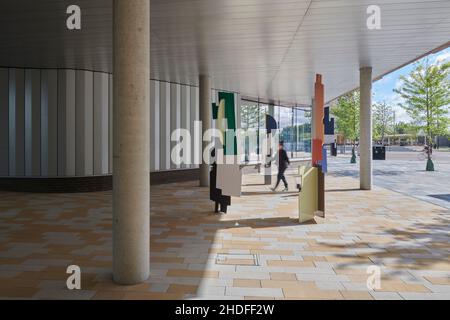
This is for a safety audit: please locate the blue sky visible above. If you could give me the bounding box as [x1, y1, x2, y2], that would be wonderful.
[373, 47, 450, 123]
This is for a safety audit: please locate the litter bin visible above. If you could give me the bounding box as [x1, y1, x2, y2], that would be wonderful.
[373, 145, 386, 160]
[331, 143, 338, 157]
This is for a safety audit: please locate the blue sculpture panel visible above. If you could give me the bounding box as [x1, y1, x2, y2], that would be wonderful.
[324, 107, 335, 136]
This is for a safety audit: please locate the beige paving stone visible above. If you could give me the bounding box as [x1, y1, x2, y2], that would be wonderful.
[266, 260, 314, 267]
[151, 257, 185, 264]
[340, 291, 374, 300]
[270, 272, 297, 281]
[424, 277, 450, 285]
[123, 292, 184, 300]
[262, 280, 316, 289]
[376, 280, 431, 293]
[167, 284, 199, 294]
[0, 286, 38, 298]
[1, 172, 449, 300]
[283, 287, 344, 300]
[302, 256, 327, 262]
[233, 279, 261, 288]
[226, 287, 283, 298]
[218, 259, 256, 266]
[166, 269, 219, 278]
[250, 249, 294, 255]
[334, 268, 368, 275]
[92, 290, 126, 300]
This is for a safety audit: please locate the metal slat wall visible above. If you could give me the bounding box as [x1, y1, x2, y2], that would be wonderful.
[155, 81, 201, 171]
[150, 80, 160, 172]
[0, 67, 112, 178]
[159, 82, 171, 171]
[9, 69, 25, 176]
[58, 69, 76, 176]
[75, 70, 94, 176]
[169, 83, 181, 170]
[190, 86, 200, 169]
[25, 69, 41, 176]
[0, 69, 9, 176]
[93, 72, 109, 175]
[41, 69, 58, 176]
[0, 69, 239, 177]
[108, 73, 113, 174]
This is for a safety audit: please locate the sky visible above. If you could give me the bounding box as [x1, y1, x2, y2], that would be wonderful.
[373, 47, 450, 123]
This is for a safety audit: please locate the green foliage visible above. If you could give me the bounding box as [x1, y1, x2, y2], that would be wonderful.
[331, 90, 360, 143]
[396, 121, 418, 135]
[373, 102, 394, 142]
[394, 59, 450, 145]
[240, 104, 262, 129]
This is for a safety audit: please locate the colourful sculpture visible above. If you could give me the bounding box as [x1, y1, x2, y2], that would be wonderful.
[299, 74, 326, 222]
[210, 92, 242, 214]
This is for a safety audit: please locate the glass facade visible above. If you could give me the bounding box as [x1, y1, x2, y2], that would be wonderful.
[240, 100, 311, 162]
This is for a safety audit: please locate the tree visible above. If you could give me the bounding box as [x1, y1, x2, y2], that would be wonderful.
[240, 104, 261, 130]
[240, 104, 266, 161]
[373, 101, 394, 143]
[331, 90, 360, 163]
[396, 121, 418, 135]
[394, 59, 450, 171]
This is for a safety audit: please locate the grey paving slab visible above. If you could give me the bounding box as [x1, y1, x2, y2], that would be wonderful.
[328, 150, 450, 209]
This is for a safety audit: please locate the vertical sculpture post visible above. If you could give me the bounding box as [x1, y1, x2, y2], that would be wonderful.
[312, 74, 325, 214]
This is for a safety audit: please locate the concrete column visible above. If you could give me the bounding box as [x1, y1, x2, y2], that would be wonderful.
[199, 75, 211, 187]
[360, 67, 373, 190]
[113, 0, 150, 285]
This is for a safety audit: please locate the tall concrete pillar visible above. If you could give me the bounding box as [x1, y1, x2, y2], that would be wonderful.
[199, 75, 211, 187]
[360, 67, 373, 190]
[113, 0, 150, 285]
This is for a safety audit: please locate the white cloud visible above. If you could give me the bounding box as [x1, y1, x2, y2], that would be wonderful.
[375, 73, 393, 85]
[373, 91, 411, 123]
[394, 78, 404, 91]
[392, 105, 411, 123]
[434, 51, 450, 64]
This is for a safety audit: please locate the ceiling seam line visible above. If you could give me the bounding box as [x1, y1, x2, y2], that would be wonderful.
[265, 0, 314, 96]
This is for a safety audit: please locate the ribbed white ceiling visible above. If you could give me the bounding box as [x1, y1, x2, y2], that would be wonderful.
[0, 0, 449, 106]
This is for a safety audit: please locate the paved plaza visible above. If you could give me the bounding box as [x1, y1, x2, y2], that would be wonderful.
[0, 152, 449, 300]
[328, 147, 450, 209]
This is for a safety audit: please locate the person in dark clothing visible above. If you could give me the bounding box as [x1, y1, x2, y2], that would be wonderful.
[271, 141, 290, 192]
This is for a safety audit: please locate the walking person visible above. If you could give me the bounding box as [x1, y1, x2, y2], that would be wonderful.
[270, 141, 290, 192]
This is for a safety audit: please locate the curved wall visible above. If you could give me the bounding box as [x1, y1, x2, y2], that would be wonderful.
[0, 68, 113, 178]
[0, 67, 241, 192]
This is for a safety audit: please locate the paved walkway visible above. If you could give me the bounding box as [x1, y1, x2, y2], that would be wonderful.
[328, 149, 450, 209]
[0, 170, 449, 300]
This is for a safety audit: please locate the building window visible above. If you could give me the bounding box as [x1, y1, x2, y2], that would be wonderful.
[240, 100, 311, 162]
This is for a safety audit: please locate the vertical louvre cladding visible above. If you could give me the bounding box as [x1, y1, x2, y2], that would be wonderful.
[9, 68, 25, 177]
[0, 69, 9, 176]
[93, 72, 109, 176]
[41, 69, 58, 177]
[1, 68, 112, 178]
[0, 70, 236, 177]
[25, 69, 41, 176]
[75, 70, 94, 176]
